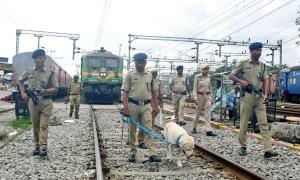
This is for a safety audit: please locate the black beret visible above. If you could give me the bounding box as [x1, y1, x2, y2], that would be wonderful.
[133, 53, 147, 61]
[176, 65, 183, 70]
[32, 49, 46, 58]
[249, 42, 263, 51]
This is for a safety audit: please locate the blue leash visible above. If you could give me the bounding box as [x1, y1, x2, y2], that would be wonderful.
[119, 112, 173, 145]
[128, 116, 173, 145]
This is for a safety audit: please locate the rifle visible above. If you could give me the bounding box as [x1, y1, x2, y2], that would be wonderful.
[236, 75, 268, 103]
[25, 89, 38, 105]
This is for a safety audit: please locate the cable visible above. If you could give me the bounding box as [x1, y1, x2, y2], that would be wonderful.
[94, 0, 112, 49]
[162, 0, 263, 54]
[282, 36, 299, 44]
[199, 0, 298, 53]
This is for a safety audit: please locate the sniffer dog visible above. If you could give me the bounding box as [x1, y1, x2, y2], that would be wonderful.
[161, 122, 195, 167]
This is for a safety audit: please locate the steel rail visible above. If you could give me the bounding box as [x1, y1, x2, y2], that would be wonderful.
[153, 123, 265, 180]
[0, 108, 14, 114]
[90, 105, 104, 180]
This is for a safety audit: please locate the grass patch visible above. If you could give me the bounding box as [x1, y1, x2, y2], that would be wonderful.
[9, 116, 32, 129]
[0, 131, 9, 140]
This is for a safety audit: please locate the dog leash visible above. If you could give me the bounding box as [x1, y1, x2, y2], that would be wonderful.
[119, 112, 173, 145]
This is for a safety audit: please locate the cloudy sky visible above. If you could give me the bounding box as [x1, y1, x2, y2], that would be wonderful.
[0, 0, 299, 75]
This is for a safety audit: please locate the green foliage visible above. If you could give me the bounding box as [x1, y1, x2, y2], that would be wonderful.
[0, 131, 9, 140]
[9, 116, 32, 129]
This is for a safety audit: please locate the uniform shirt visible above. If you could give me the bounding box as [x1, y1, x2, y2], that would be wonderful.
[122, 69, 158, 101]
[193, 74, 211, 97]
[69, 82, 81, 95]
[231, 58, 268, 90]
[169, 74, 188, 93]
[19, 66, 58, 95]
[155, 79, 163, 96]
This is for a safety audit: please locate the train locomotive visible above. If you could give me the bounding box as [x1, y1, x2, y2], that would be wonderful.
[81, 48, 123, 103]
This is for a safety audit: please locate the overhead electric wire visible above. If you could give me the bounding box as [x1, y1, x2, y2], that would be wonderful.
[162, 0, 262, 54]
[94, 0, 112, 49]
[183, 0, 254, 36]
[198, 0, 298, 53]
[226, 0, 297, 37]
[282, 36, 299, 44]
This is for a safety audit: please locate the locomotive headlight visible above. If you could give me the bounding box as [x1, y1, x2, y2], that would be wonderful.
[100, 72, 107, 77]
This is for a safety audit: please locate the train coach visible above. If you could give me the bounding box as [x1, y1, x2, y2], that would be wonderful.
[12, 52, 71, 97]
[81, 48, 123, 103]
[279, 66, 300, 103]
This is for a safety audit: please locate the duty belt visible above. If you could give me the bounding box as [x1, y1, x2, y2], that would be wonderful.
[36, 95, 52, 99]
[197, 92, 211, 95]
[172, 91, 187, 95]
[128, 98, 151, 105]
[70, 94, 79, 95]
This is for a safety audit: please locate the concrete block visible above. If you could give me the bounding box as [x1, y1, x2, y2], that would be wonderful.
[271, 122, 300, 143]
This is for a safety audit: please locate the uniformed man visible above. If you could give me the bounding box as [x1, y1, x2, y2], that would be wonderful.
[192, 64, 217, 136]
[137, 67, 163, 149]
[229, 42, 278, 158]
[68, 75, 81, 119]
[122, 53, 161, 163]
[149, 67, 163, 124]
[169, 65, 190, 125]
[18, 49, 58, 157]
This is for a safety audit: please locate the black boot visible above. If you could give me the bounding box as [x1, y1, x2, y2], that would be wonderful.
[206, 131, 217, 136]
[128, 154, 136, 162]
[32, 146, 40, 156]
[192, 128, 197, 134]
[39, 149, 47, 157]
[69, 112, 72, 117]
[149, 155, 161, 162]
[239, 147, 247, 156]
[264, 150, 278, 158]
[138, 143, 148, 149]
[75, 114, 79, 119]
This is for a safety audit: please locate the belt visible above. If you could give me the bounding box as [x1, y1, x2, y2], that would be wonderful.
[70, 94, 79, 95]
[197, 92, 211, 95]
[128, 98, 151, 105]
[42, 95, 52, 99]
[173, 91, 187, 95]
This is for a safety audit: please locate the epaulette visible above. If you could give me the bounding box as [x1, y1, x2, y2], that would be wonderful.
[239, 58, 250, 63]
[45, 66, 54, 72]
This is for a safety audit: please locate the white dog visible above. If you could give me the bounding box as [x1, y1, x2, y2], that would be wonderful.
[161, 122, 195, 167]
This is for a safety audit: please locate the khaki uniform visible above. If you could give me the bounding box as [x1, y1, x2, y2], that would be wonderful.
[19, 66, 58, 149]
[231, 58, 272, 151]
[193, 74, 212, 131]
[169, 74, 188, 122]
[69, 82, 81, 117]
[122, 69, 158, 155]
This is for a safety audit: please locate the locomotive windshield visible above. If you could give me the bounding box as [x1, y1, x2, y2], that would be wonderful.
[87, 57, 118, 69]
[106, 59, 118, 68]
[88, 57, 101, 68]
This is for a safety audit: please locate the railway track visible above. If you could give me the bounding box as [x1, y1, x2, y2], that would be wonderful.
[168, 99, 300, 117]
[0, 107, 14, 114]
[91, 105, 265, 180]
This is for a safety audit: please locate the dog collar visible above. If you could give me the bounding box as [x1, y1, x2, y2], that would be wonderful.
[175, 133, 185, 146]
